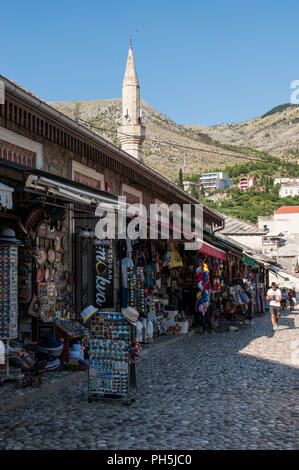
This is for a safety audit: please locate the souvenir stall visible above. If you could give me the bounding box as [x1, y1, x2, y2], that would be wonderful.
[87, 309, 137, 404]
[215, 252, 263, 322]
[194, 241, 228, 330]
[0, 227, 23, 383]
[119, 236, 196, 342]
[15, 204, 89, 370]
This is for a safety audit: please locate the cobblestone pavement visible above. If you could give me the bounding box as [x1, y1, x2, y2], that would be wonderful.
[0, 308, 298, 450]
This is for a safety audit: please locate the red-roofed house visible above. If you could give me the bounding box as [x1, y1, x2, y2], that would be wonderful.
[274, 206, 299, 214]
[259, 206, 299, 237]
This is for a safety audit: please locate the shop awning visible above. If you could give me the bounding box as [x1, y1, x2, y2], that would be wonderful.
[199, 241, 227, 261]
[243, 254, 258, 267]
[25, 175, 121, 207]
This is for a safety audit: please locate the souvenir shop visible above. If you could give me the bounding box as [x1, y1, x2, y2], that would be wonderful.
[210, 250, 267, 323]
[0, 165, 108, 386]
[188, 237, 268, 329]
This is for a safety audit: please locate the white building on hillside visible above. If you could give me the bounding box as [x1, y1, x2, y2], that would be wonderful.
[200, 172, 232, 192]
[279, 181, 299, 198]
[274, 177, 299, 185]
[183, 181, 201, 194]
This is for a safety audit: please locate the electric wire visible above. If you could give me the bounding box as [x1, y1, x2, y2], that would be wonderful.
[77, 118, 269, 163]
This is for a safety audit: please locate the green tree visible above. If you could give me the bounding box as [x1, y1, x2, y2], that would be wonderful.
[191, 185, 199, 199]
[178, 168, 184, 190]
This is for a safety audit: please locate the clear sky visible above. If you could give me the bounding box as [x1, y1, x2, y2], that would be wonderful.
[1, 0, 299, 126]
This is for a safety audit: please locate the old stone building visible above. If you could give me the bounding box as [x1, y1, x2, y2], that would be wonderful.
[0, 46, 225, 334]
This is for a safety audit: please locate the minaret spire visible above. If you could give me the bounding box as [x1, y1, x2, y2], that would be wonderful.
[117, 41, 145, 161]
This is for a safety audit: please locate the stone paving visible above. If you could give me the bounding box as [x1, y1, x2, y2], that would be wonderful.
[0, 307, 298, 450]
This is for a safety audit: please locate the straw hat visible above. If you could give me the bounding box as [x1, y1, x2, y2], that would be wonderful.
[121, 306, 139, 326]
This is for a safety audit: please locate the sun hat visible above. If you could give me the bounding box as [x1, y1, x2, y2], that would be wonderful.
[0, 227, 23, 245]
[45, 357, 61, 370]
[121, 306, 139, 326]
[37, 333, 63, 356]
[80, 305, 98, 324]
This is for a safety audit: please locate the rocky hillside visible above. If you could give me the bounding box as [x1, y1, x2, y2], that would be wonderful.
[186, 104, 299, 162]
[48, 98, 274, 181]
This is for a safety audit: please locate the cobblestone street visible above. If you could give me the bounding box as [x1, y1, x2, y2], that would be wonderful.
[0, 308, 298, 450]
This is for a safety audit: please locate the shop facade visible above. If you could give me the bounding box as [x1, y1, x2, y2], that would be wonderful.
[0, 77, 225, 385]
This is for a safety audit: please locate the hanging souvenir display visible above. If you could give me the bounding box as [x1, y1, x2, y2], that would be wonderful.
[0, 245, 18, 339]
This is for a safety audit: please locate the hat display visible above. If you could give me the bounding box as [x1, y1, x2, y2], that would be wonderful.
[44, 357, 61, 370]
[80, 305, 98, 324]
[121, 306, 139, 326]
[37, 333, 63, 357]
[0, 227, 22, 245]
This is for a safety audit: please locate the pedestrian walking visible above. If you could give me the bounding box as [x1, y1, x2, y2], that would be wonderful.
[281, 288, 287, 310]
[291, 288, 297, 307]
[288, 289, 295, 311]
[266, 282, 282, 331]
[195, 292, 213, 334]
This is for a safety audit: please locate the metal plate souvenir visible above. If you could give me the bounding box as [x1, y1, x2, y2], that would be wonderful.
[54, 236, 61, 251]
[34, 248, 47, 266]
[48, 249, 56, 263]
[45, 267, 50, 282]
[55, 252, 62, 263]
[47, 282, 57, 297]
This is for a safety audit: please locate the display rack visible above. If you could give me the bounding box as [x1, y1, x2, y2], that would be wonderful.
[88, 311, 136, 405]
[0, 245, 22, 385]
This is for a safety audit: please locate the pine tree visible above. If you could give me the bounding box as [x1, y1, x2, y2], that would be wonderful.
[178, 168, 184, 189]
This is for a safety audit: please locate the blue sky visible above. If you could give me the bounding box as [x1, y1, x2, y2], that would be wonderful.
[1, 0, 299, 125]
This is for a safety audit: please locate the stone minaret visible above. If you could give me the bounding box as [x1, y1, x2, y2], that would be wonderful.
[117, 41, 145, 161]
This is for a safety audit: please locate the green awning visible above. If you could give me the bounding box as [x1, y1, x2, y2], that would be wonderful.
[243, 254, 256, 267]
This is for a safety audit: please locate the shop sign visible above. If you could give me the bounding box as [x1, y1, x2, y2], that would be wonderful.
[94, 240, 114, 308]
